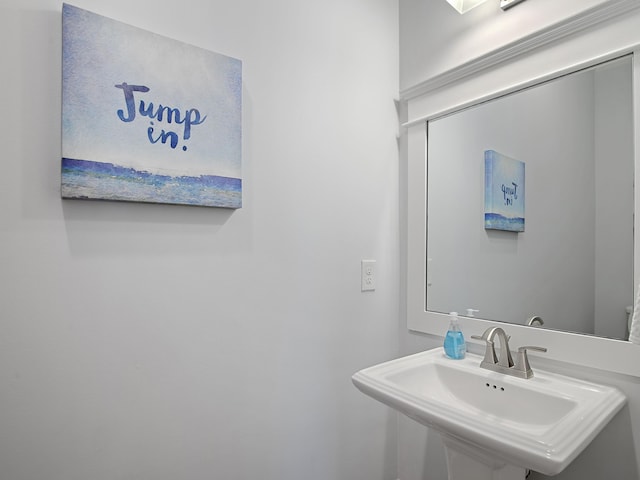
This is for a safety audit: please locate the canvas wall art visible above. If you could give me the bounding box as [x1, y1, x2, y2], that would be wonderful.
[484, 150, 525, 232]
[61, 4, 242, 208]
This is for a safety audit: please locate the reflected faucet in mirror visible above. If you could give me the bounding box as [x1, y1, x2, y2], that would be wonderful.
[527, 316, 544, 327]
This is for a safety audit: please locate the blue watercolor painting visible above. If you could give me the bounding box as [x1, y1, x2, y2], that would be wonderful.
[61, 4, 242, 208]
[484, 150, 525, 232]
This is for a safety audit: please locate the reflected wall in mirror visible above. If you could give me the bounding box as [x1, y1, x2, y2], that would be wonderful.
[426, 55, 634, 340]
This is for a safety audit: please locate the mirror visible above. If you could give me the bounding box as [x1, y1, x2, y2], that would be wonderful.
[426, 55, 634, 341]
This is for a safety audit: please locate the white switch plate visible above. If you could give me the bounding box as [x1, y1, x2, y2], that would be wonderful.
[361, 259, 376, 291]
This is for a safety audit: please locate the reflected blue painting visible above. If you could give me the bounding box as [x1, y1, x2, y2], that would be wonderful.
[61, 4, 242, 208]
[484, 150, 525, 232]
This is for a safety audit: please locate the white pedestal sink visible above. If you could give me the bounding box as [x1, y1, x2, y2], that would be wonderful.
[352, 348, 626, 479]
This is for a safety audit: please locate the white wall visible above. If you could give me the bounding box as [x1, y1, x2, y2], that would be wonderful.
[399, 0, 640, 479]
[0, 1, 400, 479]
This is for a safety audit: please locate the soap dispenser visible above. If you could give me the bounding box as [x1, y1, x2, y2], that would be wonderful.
[444, 312, 466, 359]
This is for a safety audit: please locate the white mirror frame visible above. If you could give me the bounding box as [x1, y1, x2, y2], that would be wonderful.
[404, 3, 640, 377]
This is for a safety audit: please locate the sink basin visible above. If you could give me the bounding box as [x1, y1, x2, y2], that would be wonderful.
[352, 347, 626, 476]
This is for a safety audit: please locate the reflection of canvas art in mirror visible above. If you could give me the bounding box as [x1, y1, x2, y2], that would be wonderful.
[61, 4, 242, 208]
[484, 150, 525, 232]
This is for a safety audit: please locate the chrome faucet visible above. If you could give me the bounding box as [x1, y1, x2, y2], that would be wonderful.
[472, 327, 547, 379]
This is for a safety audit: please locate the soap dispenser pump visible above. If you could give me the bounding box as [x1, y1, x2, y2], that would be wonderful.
[444, 312, 466, 359]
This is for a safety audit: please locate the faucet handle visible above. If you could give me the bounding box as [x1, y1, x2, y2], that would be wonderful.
[471, 327, 501, 342]
[471, 332, 498, 365]
[514, 346, 547, 378]
[471, 331, 511, 341]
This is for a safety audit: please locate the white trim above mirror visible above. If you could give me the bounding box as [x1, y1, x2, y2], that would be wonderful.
[404, 2, 640, 377]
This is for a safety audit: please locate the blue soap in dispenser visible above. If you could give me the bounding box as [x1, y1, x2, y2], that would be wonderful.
[444, 312, 466, 359]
